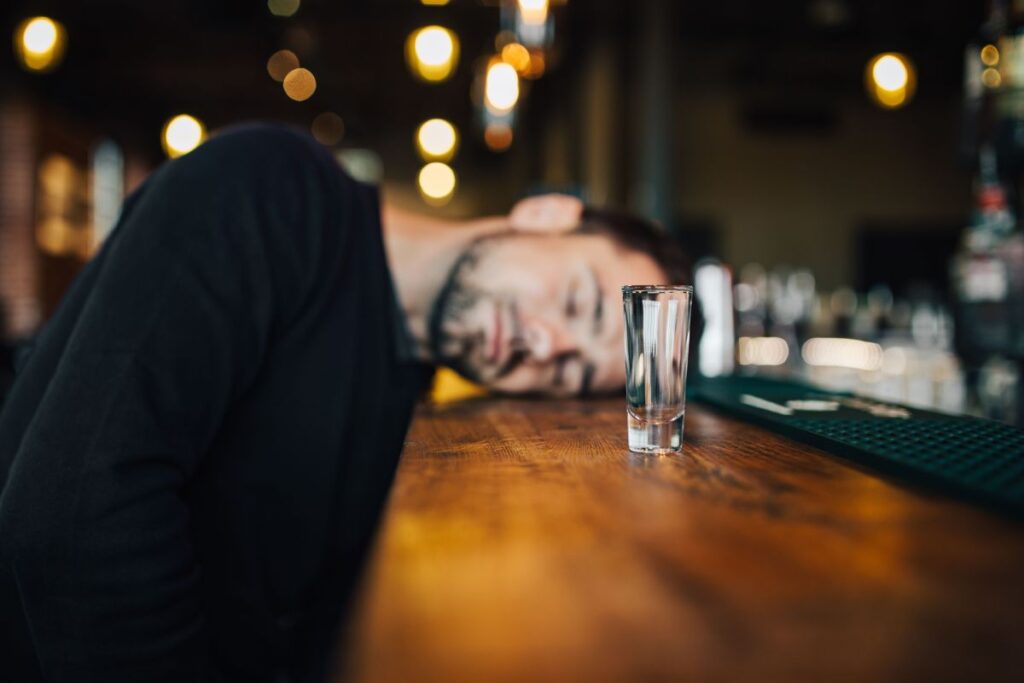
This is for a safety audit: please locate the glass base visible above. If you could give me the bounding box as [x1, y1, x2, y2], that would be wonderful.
[627, 412, 684, 454]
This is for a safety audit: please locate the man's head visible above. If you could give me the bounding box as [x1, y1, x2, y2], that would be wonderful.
[429, 199, 691, 396]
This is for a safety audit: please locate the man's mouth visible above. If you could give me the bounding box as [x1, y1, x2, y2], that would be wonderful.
[487, 301, 528, 378]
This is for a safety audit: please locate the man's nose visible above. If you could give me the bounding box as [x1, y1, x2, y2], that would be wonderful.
[521, 318, 577, 363]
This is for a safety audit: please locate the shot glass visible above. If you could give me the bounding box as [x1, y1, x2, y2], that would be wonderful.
[622, 285, 693, 454]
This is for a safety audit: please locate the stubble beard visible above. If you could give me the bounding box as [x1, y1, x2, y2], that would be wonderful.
[427, 234, 504, 383]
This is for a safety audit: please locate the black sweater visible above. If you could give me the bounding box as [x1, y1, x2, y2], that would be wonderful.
[0, 125, 425, 681]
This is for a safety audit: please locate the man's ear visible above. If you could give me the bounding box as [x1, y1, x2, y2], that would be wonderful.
[507, 194, 584, 234]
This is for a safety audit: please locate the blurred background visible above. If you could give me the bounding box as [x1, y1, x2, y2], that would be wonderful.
[1, 0, 1021, 424]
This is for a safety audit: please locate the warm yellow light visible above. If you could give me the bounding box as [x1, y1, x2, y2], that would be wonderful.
[36, 155, 78, 256]
[283, 67, 316, 101]
[162, 114, 207, 158]
[981, 44, 1000, 67]
[501, 43, 531, 74]
[876, 88, 907, 107]
[416, 118, 458, 161]
[872, 55, 908, 91]
[22, 18, 57, 53]
[485, 61, 520, 113]
[430, 367, 487, 403]
[15, 16, 67, 72]
[865, 53, 915, 110]
[312, 112, 345, 146]
[267, 49, 299, 82]
[415, 28, 453, 66]
[518, 0, 550, 25]
[421, 0, 451, 5]
[406, 26, 459, 82]
[267, 0, 301, 17]
[418, 162, 457, 204]
[484, 123, 514, 152]
[982, 67, 1002, 89]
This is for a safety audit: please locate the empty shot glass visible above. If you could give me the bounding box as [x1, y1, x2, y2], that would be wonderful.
[622, 285, 694, 454]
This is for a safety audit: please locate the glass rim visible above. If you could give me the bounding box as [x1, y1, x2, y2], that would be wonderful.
[621, 284, 694, 295]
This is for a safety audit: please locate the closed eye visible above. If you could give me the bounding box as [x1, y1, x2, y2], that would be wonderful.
[565, 279, 578, 318]
[591, 266, 604, 335]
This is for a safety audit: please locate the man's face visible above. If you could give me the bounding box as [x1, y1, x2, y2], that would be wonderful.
[430, 230, 665, 396]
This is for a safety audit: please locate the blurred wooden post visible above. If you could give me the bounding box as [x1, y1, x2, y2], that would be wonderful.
[631, 0, 674, 229]
[581, 2, 620, 206]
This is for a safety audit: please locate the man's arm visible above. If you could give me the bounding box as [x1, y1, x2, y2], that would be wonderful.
[0, 126, 333, 681]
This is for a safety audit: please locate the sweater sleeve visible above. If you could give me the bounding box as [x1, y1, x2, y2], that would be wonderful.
[0, 125, 343, 682]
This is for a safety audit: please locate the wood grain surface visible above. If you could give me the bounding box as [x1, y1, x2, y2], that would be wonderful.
[336, 398, 1024, 683]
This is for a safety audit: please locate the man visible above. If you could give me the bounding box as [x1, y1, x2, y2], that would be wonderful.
[0, 124, 689, 681]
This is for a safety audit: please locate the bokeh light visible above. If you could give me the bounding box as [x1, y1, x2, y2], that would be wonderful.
[517, 0, 550, 25]
[865, 52, 915, 110]
[484, 123, 514, 152]
[485, 61, 520, 113]
[161, 114, 207, 158]
[872, 55, 908, 91]
[22, 18, 57, 53]
[311, 112, 345, 146]
[268, 0, 301, 18]
[523, 50, 546, 79]
[406, 26, 459, 82]
[802, 338, 883, 371]
[501, 43, 531, 74]
[36, 154, 79, 256]
[14, 16, 67, 73]
[267, 49, 300, 82]
[283, 67, 316, 101]
[980, 44, 1000, 67]
[418, 162, 457, 204]
[420, 0, 450, 5]
[416, 118, 458, 161]
[982, 67, 1002, 89]
[737, 337, 789, 366]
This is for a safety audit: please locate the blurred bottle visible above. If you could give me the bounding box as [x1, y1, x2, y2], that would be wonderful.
[966, 145, 1015, 252]
[952, 146, 1016, 348]
[952, 144, 1024, 423]
[977, 355, 1020, 423]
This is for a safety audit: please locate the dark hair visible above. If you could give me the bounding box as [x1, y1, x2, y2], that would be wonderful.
[578, 207, 703, 378]
[577, 207, 692, 286]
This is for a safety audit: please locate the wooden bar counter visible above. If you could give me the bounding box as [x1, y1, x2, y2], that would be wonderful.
[337, 398, 1024, 682]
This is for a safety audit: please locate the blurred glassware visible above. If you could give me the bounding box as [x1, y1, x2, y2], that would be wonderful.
[623, 285, 694, 454]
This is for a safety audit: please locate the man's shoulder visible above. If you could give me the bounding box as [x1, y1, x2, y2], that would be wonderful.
[149, 121, 347, 205]
[199, 122, 329, 166]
